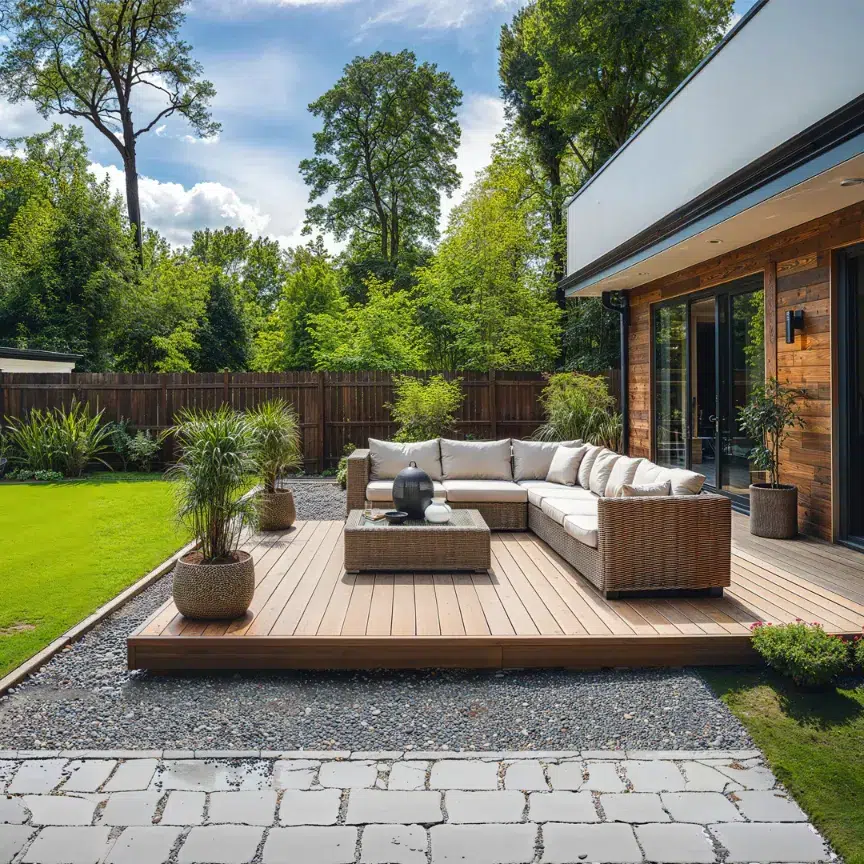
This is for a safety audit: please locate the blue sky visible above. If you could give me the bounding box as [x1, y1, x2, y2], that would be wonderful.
[0, 0, 756, 249]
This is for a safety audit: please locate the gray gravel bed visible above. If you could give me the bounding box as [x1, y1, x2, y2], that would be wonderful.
[0, 481, 750, 753]
[278, 479, 345, 521]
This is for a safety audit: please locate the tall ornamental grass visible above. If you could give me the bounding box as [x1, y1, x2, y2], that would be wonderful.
[248, 400, 302, 493]
[168, 407, 258, 563]
[5, 399, 112, 476]
[534, 372, 622, 449]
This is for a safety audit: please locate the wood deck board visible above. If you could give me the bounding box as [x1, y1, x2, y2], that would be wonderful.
[129, 517, 864, 671]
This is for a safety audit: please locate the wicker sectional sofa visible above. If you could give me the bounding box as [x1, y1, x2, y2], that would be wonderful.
[345, 438, 731, 598]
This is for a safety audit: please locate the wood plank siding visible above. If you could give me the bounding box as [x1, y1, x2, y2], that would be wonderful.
[627, 201, 864, 540]
[127, 513, 864, 672]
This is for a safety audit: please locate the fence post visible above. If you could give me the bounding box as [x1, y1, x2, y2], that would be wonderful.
[488, 369, 497, 440]
[223, 371, 230, 407]
[317, 371, 326, 474]
[160, 377, 170, 466]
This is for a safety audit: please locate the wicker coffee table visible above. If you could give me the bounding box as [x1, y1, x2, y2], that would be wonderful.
[344, 509, 491, 572]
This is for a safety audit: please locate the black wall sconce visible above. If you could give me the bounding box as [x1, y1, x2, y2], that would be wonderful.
[786, 309, 804, 343]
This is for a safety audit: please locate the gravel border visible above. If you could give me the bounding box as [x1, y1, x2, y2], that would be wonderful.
[0, 480, 751, 753]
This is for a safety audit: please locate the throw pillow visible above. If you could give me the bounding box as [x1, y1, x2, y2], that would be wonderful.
[512, 439, 582, 481]
[576, 444, 603, 488]
[618, 480, 672, 497]
[588, 448, 621, 496]
[545, 445, 589, 486]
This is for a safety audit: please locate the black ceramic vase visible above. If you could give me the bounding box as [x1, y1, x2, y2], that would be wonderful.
[392, 461, 434, 519]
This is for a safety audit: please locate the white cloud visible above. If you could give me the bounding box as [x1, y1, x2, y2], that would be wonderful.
[93, 162, 271, 247]
[182, 133, 221, 145]
[440, 93, 506, 229]
[0, 98, 49, 138]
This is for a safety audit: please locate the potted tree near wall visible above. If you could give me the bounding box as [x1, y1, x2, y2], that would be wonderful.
[739, 377, 805, 539]
[169, 407, 258, 619]
[249, 400, 302, 531]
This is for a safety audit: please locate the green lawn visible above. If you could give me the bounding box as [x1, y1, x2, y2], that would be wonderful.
[703, 667, 864, 864]
[0, 474, 187, 678]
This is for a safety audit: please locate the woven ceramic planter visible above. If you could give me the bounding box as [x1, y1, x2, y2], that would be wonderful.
[258, 489, 296, 531]
[173, 551, 255, 619]
[749, 483, 798, 539]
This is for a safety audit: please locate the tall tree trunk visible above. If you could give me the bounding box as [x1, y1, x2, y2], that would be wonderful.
[544, 152, 567, 309]
[389, 207, 399, 261]
[123, 146, 143, 257]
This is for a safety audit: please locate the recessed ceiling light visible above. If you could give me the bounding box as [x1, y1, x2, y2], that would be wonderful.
[840, 178, 864, 187]
[708, 239, 723, 244]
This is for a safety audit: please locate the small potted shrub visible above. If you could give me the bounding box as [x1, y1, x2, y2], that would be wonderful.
[249, 400, 302, 531]
[751, 621, 849, 688]
[169, 407, 258, 619]
[738, 378, 805, 538]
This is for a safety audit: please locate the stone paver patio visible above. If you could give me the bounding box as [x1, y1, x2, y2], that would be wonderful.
[0, 750, 831, 863]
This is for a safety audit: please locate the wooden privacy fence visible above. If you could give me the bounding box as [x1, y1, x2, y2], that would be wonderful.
[0, 369, 619, 472]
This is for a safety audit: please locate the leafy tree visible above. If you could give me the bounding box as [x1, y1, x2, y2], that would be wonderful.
[390, 375, 464, 442]
[113, 239, 211, 372]
[525, 0, 733, 171]
[253, 239, 341, 371]
[0, 0, 219, 251]
[0, 125, 134, 369]
[415, 133, 561, 371]
[499, 6, 571, 293]
[308, 278, 428, 371]
[300, 50, 461, 262]
[562, 296, 619, 373]
[189, 227, 287, 316]
[194, 271, 249, 372]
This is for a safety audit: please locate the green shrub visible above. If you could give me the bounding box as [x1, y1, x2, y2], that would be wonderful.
[390, 375, 464, 442]
[6, 468, 64, 481]
[5, 399, 112, 477]
[127, 431, 163, 472]
[168, 407, 258, 562]
[336, 443, 356, 489]
[854, 636, 864, 673]
[751, 621, 849, 687]
[248, 400, 302, 493]
[108, 418, 133, 471]
[535, 372, 619, 446]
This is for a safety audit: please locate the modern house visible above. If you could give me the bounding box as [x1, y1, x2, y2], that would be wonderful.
[0, 347, 80, 373]
[562, 0, 864, 546]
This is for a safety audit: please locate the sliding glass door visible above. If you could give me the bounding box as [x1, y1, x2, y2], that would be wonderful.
[652, 274, 764, 508]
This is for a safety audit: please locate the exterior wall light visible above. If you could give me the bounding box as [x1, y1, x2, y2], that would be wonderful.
[786, 309, 804, 343]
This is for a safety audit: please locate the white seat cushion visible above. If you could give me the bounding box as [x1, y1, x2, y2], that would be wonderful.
[512, 439, 582, 481]
[563, 513, 599, 548]
[540, 496, 599, 525]
[440, 438, 513, 481]
[604, 455, 643, 497]
[368, 438, 442, 480]
[366, 480, 446, 502]
[442, 479, 528, 503]
[520, 481, 597, 508]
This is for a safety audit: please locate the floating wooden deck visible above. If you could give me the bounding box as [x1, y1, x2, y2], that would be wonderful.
[128, 514, 864, 671]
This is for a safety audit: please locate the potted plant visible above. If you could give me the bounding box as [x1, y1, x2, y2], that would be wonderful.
[249, 399, 302, 531]
[738, 377, 805, 539]
[168, 407, 258, 619]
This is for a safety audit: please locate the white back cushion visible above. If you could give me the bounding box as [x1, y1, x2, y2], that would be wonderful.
[576, 445, 604, 488]
[661, 467, 706, 496]
[633, 460, 666, 486]
[545, 445, 589, 486]
[440, 438, 513, 481]
[368, 438, 442, 480]
[512, 439, 582, 481]
[605, 456, 644, 497]
[589, 449, 621, 496]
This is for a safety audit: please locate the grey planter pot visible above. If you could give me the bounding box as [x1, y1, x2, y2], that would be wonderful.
[173, 550, 255, 619]
[258, 489, 296, 531]
[749, 483, 798, 539]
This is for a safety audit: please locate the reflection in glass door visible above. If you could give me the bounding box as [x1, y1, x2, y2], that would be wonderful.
[654, 301, 687, 469]
[652, 275, 764, 508]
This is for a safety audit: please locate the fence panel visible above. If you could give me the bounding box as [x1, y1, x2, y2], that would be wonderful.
[0, 369, 619, 471]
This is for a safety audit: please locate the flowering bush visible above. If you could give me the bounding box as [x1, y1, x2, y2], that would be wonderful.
[751, 621, 849, 687]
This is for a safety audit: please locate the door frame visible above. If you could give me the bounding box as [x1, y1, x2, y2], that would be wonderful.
[650, 272, 765, 511]
[835, 243, 864, 550]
